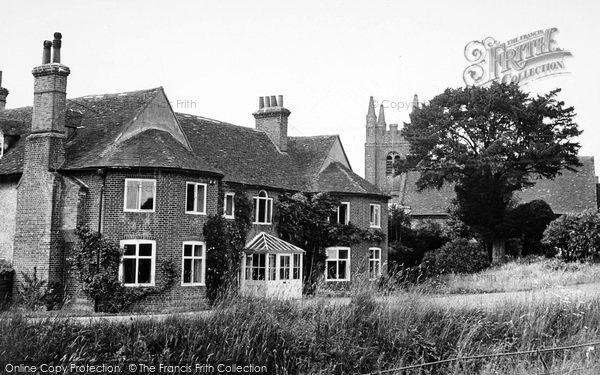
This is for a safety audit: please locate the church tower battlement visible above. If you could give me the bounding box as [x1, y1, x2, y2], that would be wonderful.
[364, 95, 418, 200]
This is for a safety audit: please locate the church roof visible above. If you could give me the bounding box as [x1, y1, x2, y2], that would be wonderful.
[399, 156, 598, 216]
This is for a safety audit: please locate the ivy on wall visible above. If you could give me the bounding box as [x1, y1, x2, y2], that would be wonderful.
[276, 192, 385, 293]
[68, 225, 176, 313]
[203, 188, 253, 303]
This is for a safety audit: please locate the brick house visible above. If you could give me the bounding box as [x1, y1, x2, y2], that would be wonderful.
[0, 33, 388, 309]
[364, 95, 598, 221]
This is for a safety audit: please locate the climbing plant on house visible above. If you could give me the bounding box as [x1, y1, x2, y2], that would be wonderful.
[203, 189, 253, 303]
[276, 192, 385, 293]
[69, 225, 176, 312]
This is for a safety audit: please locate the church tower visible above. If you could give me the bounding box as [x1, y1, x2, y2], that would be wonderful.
[364, 95, 413, 203]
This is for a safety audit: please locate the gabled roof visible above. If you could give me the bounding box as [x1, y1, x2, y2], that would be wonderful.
[311, 162, 385, 196]
[245, 232, 305, 254]
[0, 87, 386, 198]
[400, 156, 598, 216]
[0, 88, 220, 175]
[176, 112, 385, 195]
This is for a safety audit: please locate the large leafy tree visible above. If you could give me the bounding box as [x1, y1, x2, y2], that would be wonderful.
[397, 82, 581, 262]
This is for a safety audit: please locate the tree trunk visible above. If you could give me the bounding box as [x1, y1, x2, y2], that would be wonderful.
[492, 239, 506, 264]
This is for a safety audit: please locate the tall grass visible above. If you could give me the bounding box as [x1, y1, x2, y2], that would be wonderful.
[411, 257, 600, 295]
[1, 292, 600, 374]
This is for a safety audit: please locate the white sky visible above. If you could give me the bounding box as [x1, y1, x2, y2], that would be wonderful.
[2, 0, 599, 176]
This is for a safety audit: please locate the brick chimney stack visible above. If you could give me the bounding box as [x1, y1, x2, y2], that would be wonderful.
[13, 32, 71, 292]
[0, 71, 8, 110]
[253, 95, 291, 152]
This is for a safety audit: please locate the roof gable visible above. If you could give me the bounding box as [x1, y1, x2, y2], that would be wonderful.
[321, 136, 351, 172]
[112, 88, 191, 151]
[245, 232, 305, 253]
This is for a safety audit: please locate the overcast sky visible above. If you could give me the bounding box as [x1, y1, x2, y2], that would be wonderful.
[2, 0, 599, 176]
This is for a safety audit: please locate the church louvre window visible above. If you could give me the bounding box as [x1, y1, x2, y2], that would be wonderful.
[386, 152, 401, 176]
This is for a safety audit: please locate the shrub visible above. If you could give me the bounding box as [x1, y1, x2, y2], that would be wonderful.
[388, 218, 450, 268]
[68, 225, 176, 312]
[542, 210, 600, 262]
[421, 238, 490, 276]
[502, 200, 555, 257]
[0, 259, 14, 278]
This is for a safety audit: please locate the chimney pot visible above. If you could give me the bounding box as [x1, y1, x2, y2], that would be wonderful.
[52, 32, 62, 63]
[278, 95, 283, 107]
[0, 71, 2, 87]
[265, 96, 271, 107]
[270, 95, 277, 107]
[42, 40, 52, 64]
[259, 96, 265, 109]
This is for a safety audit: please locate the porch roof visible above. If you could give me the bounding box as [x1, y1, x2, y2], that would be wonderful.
[244, 232, 305, 254]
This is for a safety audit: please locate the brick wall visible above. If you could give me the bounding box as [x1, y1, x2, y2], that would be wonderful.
[328, 194, 388, 282]
[13, 135, 66, 289]
[0, 179, 18, 260]
[65, 169, 219, 310]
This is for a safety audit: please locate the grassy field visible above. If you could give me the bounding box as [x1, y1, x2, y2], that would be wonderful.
[2, 258, 600, 374]
[408, 256, 600, 295]
[2, 292, 600, 374]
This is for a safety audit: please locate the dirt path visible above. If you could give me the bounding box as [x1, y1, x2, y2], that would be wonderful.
[12, 282, 600, 324]
[388, 282, 600, 309]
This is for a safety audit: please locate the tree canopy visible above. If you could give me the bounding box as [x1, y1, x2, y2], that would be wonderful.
[397, 82, 581, 260]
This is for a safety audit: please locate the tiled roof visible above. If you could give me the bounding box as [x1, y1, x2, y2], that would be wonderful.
[0, 88, 219, 175]
[176, 114, 303, 189]
[312, 162, 385, 196]
[177, 113, 386, 195]
[401, 157, 598, 216]
[0, 87, 386, 198]
[245, 232, 305, 253]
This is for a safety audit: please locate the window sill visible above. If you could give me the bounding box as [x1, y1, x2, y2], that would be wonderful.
[124, 209, 155, 213]
[123, 283, 155, 287]
[185, 211, 207, 216]
[370, 225, 381, 229]
[253, 222, 273, 225]
[326, 279, 350, 282]
[223, 215, 235, 219]
[181, 282, 206, 287]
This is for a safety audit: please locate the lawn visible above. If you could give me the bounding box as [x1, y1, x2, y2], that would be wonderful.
[407, 256, 600, 295]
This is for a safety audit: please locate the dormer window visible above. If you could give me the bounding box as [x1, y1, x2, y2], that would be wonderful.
[253, 190, 273, 224]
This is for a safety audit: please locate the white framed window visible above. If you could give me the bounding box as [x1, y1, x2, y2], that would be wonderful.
[332, 202, 350, 225]
[370, 204, 381, 228]
[279, 255, 291, 280]
[245, 253, 266, 280]
[369, 247, 382, 280]
[0, 130, 4, 159]
[293, 253, 301, 280]
[119, 240, 156, 286]
[268, 254, 277, 281]
[186, 182, 207, 215]
[224, 192, 235, 219]
[181, 241, 206, 286]
[253, 190, 273, 224]
[325, 247, 350, 281]
[124, 179, 156, 212]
